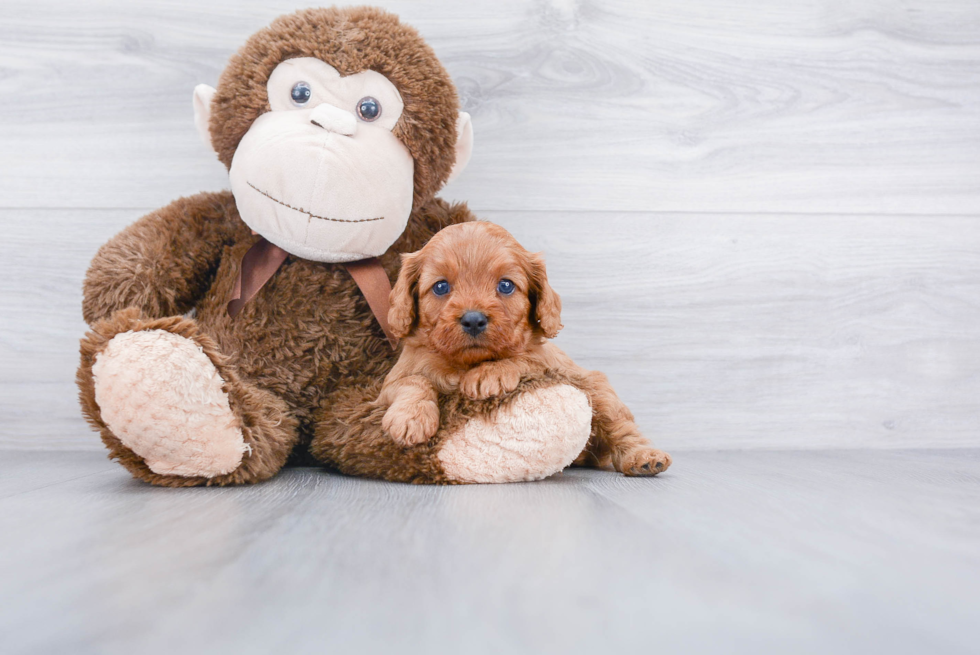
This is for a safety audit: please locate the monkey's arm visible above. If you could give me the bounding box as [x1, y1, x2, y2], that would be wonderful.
[82, 191, 240, 324]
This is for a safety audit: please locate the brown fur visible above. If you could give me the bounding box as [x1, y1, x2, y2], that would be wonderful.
[209, 6, 460, 210]
[78, 308, 298, 487]
[310, 370, 585, 483]
[77, 189, 473, 485]
[378, 222, 672, 475]
[75, 7, 479, 486]
[77, 7, 644, 486]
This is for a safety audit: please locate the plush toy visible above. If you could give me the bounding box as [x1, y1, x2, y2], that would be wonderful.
[76, 6, 600, 486]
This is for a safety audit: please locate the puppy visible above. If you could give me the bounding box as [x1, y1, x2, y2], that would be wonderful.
[378, 221, 671, 477]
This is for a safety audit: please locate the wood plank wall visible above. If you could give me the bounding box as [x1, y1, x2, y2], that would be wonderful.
[2, 0, 979, 450]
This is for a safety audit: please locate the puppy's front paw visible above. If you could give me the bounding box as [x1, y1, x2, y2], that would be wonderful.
[620, 448, 672, 477]
[460, 363, 522, 400]
[382, 400, 440, 446]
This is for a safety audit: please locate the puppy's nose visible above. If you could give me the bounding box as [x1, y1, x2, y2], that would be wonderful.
[460, 311, 488, 337]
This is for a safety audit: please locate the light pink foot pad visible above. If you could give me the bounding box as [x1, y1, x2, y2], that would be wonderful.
[438, 384, 592, 483]
[92, 330, 248, 478]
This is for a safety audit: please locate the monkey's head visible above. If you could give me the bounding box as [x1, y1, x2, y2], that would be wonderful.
[193, 7, 473, 263]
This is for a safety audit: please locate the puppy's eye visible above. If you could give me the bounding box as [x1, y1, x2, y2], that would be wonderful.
[432, 280, 451, 296]
[290, 82, 312, 106]
[497, 279, 516, 295]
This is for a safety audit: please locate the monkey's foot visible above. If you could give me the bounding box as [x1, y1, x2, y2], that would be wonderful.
[91, 329, 248, 478]
[437, 384, 592, 483]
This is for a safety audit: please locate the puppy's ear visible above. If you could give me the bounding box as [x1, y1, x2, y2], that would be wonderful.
[389, 251, 423, 339]
[528, 252, 563, 339]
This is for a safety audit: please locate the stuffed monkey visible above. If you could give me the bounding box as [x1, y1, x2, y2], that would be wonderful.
[77, 7, 594, 486]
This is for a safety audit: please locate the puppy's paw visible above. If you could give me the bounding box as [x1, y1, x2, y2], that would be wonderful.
[460, 363, 522, 400]
[382, 400, 440, 446]
[620, 448, 672, 477]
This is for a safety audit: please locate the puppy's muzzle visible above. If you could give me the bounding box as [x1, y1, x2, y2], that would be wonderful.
[460, 311, 488, 337]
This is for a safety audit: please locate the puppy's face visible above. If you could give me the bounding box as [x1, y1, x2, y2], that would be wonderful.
[389, 222, 562, 368]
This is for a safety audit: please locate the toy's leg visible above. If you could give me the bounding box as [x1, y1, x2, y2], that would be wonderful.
[434, 384, 592, 483]
[573, 371, 672, 476]
[77, 309, 298, 487]
[310, 379, 452, 484]
[311, 377, 592, 484]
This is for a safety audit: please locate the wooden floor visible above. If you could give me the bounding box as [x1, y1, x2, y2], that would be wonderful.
[1, 449, 977, 654]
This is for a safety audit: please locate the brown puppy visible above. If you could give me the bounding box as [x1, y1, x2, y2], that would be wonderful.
[378, 221, 672, 477]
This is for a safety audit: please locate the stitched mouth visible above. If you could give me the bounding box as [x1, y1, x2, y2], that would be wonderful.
[247, 182, 384, 224]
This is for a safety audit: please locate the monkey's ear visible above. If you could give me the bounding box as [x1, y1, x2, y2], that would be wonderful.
[528, 253, 563, 339]
[193, 84, 217, 154]
[388, 251, 424, 340]
[446, 112, 473, 183]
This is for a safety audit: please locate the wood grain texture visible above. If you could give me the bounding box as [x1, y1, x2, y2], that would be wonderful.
[3, 208, 979, 450]
[1, 449, 977, 654]
[0, 0, 978, 212]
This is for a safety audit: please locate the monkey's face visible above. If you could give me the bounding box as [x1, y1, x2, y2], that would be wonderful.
[228, 57, 415, 262]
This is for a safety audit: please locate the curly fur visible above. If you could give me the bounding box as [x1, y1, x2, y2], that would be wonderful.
[209, 6, 460, 210]
[78, 189, 474, 485]
[78, 308, 299, 487]
[377, 222, 672, 475]
[310, 370, 586, 483]
[76, 7, 624, 486]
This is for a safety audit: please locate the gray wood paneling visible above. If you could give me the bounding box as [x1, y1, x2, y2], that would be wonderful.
[1, 1, 978, 451]
[1, 449, 977, 654]
[3, 208, 979, 450]
[0, 0, 978, 213]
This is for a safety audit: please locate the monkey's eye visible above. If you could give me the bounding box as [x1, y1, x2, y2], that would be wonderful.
[290, 82, 312, 106]
[497, 279, 516, 295]
[432, 280, 451, 296]
[356, 96, 381, 122]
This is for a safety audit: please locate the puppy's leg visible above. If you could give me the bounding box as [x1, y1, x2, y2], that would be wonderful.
[459, 359, 528, 400]
[576, 371, 672, 476]
[380, 375, 440, 446]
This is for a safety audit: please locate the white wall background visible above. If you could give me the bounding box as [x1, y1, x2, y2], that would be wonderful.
[1, 0, 979, 450]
